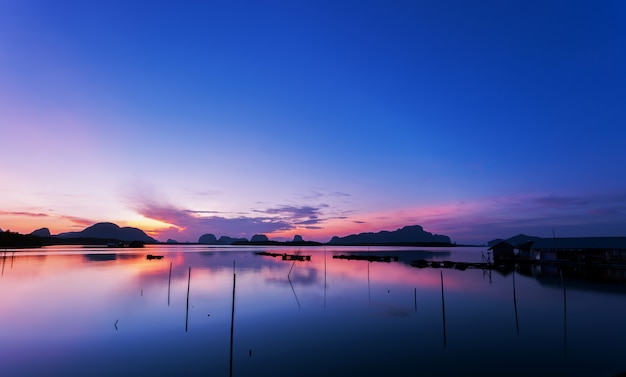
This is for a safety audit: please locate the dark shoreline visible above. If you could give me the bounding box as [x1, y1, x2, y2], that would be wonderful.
[1, 230, 473, 249]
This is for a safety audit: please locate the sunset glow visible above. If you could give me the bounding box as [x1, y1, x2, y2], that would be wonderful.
[1, 1, 625, 244]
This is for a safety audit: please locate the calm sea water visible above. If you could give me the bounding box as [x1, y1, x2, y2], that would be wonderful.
[1, 245, 625, 377]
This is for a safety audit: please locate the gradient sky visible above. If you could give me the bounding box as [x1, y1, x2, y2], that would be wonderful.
[1, 0, 625, 244]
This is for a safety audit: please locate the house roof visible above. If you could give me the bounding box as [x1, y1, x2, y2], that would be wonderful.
[487, 241, 514, 250]
[532, 237, 626, 250]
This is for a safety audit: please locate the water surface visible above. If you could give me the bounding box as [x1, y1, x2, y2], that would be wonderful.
[1, 245, 625, 376]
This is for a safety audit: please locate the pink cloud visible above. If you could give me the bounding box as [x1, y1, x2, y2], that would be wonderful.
[133, 200, 293, 242]
[58, 215, 99, 229]
[123, 185, 626, 244]
[0, 211, 49, 217]
[305, 190, 626, 245]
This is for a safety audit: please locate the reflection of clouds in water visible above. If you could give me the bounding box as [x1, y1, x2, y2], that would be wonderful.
[266, 266, 319, 286]
[289, 267, 319, 285]
[124, 247, 481, 295]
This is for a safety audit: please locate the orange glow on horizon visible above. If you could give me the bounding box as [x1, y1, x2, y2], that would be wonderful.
[0, 211, 181, 238]
[122, 217, 183, 238]
[2, 200, 482, 243]
[0, 213, 80, 235]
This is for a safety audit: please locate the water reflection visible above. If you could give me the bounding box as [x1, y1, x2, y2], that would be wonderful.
[0, 245, 625, 376]
[84, 253, 117, 262]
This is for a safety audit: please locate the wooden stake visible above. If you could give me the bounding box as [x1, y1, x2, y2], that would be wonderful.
[513, 271, 519, 335]
[229, 261, 236, 377]
[324, 247, 327, 309]
[561, 269, 567, 355]
[168, 262, 172, 306]
[441, 271, 447, 348]
[185, 267, 191, 332]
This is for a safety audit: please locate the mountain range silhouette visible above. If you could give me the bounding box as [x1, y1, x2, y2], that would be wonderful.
[56, 222, 156, 243]
[328, 225, 451, 245]
[2, 222, 454, 246]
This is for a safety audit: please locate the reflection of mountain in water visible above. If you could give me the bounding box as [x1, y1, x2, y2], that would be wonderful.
[84, 254, 117, 262]
[335, 249, 452, 266]
[82, 253, 141, 262]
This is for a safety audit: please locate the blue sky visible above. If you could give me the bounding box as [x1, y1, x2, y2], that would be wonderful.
[1, 0, 625, 243]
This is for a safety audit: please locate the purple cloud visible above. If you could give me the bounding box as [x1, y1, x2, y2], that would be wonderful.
[418, 191, 626, 244]
[295, 191, 350, 200]
[254, 204, 332, 227]
[258, 205, 323, 218]
[0, 211, 48, 217]
[134, 201, 292, 242]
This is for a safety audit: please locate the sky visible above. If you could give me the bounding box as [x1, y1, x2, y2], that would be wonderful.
[1, 0, 625, 244]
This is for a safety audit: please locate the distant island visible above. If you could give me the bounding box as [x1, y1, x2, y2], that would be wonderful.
[0, 222, 155, 248]
[198, 233, 323, 246]
[0, 222, 455, 248]
[328, 225, 452, 246]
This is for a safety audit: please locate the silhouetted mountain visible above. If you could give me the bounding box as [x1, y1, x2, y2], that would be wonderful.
[0, 230, 44, 247]
[216, 236, 248, 245]
[198, 234, 217, 244]
[328, 225, 452, 245]
[30, 228, 51, 237]
[251, 234, 269, 242]
[166, 239, 178, 244]
[56, 222, 156, 243]
[239, 234, 283, 245]
[285, 234, 322, 246]
[487, 234, 541, 247]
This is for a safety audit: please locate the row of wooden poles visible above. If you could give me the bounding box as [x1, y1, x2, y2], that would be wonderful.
[168, 261, 237, 377]
[161, 255, 565, 367]
[171, 263, 236, 334]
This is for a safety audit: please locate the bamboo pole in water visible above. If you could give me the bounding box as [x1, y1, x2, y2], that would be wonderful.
[513, 270, 519, 335]
[441, 271, 447, 348]
[561, 269, 567, 355]
[168, 262, 172, 306]
[185, 267, 191, 332]
[367, 262, 371, 304]
[229, 261, 236, 377]
[324, 247, 327, 309]
[288, 275, 301, 309]
[288, 259, 296, 278]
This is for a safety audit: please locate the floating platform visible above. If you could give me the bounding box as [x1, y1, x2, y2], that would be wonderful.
[333, 254, 399, 263]
[255, 252, 311, 261]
